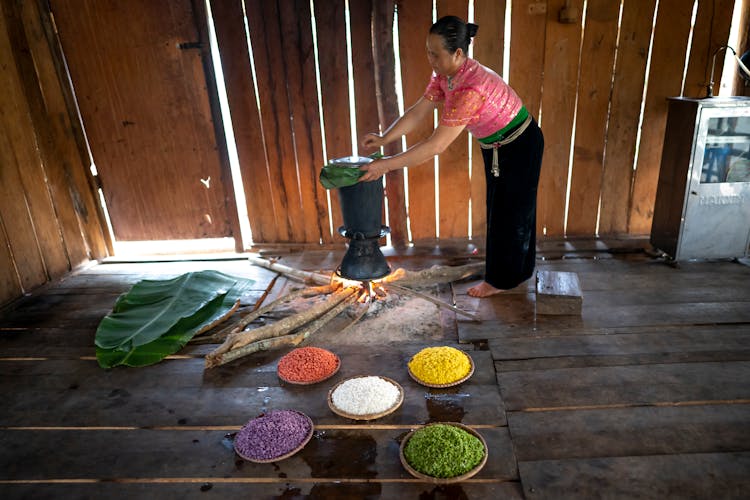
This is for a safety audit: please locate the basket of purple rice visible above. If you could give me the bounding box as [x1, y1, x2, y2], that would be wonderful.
[399, 422, 488, 483]
[234, 409, 314, 463]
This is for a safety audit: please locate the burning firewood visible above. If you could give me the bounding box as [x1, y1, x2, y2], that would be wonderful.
[205, 286, 359, 368]
[192, 283, 339, 345]
[205, 287, 360, 368]
[203, 257, 483, 369]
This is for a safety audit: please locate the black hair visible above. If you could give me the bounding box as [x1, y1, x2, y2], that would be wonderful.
[429, 16, 478, 54]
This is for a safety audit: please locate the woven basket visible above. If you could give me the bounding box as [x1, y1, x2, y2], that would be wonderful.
[277, 352, 341, 385]
[327, 375, 404, 420]
[407, 350, 474, 388]
[234, 410, 314, 463]
[399, 422, 488, 484]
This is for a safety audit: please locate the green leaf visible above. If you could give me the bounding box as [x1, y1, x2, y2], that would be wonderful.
[319, 164, 363, 189]
[95, 271, 240, 349]
[95, 271, 254, 368]
[318, 152, 385, 190]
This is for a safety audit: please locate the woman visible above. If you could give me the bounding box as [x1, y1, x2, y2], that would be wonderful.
[359, 15, 544, 298]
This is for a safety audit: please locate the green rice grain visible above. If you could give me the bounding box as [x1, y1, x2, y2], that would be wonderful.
[403, 424, 485, 478]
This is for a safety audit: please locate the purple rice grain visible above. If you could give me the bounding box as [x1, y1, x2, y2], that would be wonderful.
[234, 410, 312, 461]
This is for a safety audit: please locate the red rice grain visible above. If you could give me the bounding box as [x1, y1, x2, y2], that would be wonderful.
[277, 346, 339, 383]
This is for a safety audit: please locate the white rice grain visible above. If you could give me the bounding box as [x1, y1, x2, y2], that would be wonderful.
[331, 376, 400, 415]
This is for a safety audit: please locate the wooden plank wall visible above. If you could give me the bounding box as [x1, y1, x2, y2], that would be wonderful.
[0, 0, 741, 308]
[213, 0, 736, 244]
[0, 0, 109, 308]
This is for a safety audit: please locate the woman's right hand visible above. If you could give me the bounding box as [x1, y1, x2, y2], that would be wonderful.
[361, 133, 386, 151]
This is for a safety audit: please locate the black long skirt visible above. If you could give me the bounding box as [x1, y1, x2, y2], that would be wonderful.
[480, 119, 544, 290]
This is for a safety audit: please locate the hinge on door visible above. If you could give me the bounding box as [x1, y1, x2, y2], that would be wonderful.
[178, 41, 203, 50]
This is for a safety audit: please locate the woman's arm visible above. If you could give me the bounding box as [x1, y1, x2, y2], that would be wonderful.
[361, 97, 436, 150]
[358, 122, 466, 182]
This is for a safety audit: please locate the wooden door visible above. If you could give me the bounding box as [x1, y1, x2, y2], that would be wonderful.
[49, 0, 235, 241]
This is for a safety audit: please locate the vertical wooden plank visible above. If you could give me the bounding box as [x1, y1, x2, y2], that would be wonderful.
[350, 0, 390, 243]
[211, 0, 280, 243]
[683, 0, 734, 98]
[245, 0, 301, 242]
[396, 0, 435, 242]
[0, 119, 47, 291]
[372, 0, 408, 246]
[629, 0, 693, 234]
[18, 0, 110, 262]
[313, 0, 350, 239]
[471, 0, 506, 238]
[537, 0, 584, 237]
[435, 0, 470, 239]
[191, 0, 244, 252]
[731, 5, 749, 96]
[599, 0, 656, 235]
[350, 0, 380, 155]
[510, 0, 547, 121]
[565, 0, 619, 236]
[0, 214, 22, 306]
[0, 1, 69, 279]
[279, 0, 328, 244]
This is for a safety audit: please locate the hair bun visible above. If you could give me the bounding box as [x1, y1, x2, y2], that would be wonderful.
[467, 23, 479, 38]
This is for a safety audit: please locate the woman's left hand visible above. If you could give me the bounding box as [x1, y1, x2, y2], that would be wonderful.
[359, 158, 391, 182]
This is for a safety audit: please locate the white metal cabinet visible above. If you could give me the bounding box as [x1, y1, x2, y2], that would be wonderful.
[651, 97, 750, 260]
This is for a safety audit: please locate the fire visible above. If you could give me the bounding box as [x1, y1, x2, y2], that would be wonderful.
[356, 280, 387, 303]
[331, 275, 388, 303]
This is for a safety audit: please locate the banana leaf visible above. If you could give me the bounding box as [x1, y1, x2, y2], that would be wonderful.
[94, 271, 254, 368]
[95, 271, 240, 349]
[319, 152, 383, 189]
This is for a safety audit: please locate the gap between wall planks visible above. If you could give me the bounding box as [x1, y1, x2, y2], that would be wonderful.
[436, 0, 471, 240]
[470, 0, 506, 238]
[279, 0, 331, 244]
[210, 0, 281, 244]
[397, 0, 436, 242]
[373, 0, 408, 246]
[598, 0, 655, 235]
[204, 1, 735, 242]
[629, 0, 695, 235]
[313, 0, 349, 241]
[245, 0, 309, 243]
[566, 0, 620, 236]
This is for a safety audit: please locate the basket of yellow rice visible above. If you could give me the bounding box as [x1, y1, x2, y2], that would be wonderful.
[407, 346, 474, 388]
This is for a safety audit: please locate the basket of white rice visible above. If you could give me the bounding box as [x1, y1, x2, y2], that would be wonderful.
[327, 375, 404, 420]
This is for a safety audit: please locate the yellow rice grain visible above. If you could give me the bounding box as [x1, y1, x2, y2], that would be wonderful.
[408, 346, 471, 385]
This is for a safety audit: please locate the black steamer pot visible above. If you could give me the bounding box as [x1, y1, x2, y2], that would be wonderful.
[331, 156, 391, 281]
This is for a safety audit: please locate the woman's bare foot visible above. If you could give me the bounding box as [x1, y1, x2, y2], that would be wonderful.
[467, 281, 503, 298]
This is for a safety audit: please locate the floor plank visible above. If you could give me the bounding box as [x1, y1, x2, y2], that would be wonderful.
[2, 246, 749, 497]
[507, 404, 750, 461]
[489, 326, 750, 365]
[497, 361, 750, 411]
[519, 452, 750, 499]
[0, 427, 516, 481]
[0, 481, 524, 500]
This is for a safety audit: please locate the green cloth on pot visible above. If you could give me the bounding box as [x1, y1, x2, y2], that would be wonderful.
[319, 152, 383, 189]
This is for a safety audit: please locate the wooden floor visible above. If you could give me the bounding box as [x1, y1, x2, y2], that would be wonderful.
[1, 240, 749, 499]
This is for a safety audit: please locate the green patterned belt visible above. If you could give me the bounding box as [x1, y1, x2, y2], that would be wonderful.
[478, 106, 530, 144]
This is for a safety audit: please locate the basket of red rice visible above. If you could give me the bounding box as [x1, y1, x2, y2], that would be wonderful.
[234, 409, 314, 463]
[399, 422, 487, 483]
[407, 346, 474, 388]
[327, 375, 404, 420]
[277, 346, 340, 385]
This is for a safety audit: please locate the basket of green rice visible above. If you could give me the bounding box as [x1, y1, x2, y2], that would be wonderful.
[399, 422, 487, 483]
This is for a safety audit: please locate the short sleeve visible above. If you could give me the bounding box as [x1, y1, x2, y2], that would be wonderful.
[423, 72, 444, 102]
[440, 89, 483, 127]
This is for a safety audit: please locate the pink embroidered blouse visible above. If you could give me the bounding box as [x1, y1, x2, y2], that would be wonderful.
[423, 58, 523, 139]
